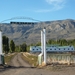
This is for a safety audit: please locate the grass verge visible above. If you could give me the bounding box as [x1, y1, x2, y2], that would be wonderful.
[21, 52, 38, 67]
[4, 53, 16, 65]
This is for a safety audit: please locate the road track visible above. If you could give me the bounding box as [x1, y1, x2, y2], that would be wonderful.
[0, 53, 75, 75]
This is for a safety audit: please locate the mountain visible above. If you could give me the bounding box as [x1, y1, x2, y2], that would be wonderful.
[0, 19, 75, 45]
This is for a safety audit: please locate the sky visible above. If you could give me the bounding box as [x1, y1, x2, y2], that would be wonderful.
[0, 0, 75, 23]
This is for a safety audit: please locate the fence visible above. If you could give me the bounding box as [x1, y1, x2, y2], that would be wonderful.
[47, 53, 75, 65]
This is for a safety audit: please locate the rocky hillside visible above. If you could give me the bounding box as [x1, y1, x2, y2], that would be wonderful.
[0, 19, 75, 45]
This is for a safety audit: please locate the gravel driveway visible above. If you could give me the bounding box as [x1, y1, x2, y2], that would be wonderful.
[0, 53, 75, 75]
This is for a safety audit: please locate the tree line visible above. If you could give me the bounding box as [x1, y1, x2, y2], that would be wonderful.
[47, 39, 75, 46]
[31, 39, 75, 47]
[2, 35, 75, 54]
[2, 36, 27, 54]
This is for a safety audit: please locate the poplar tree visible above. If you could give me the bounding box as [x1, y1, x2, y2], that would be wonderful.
[2, 36, 9, 53]
[10, 40, 15, 52]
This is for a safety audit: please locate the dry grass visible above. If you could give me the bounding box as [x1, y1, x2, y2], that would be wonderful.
[4, 53, 16, 64]
[21, 52, 38, 67]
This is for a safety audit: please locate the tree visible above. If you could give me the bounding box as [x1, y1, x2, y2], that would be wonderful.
[2, 36, 9, 53]
[36, 42, 41, 46]
[10, 40, 15, 52]
[19, 43, 27, 52]
[15, 45, 20, 52]
[27, 45, 30, 52]
[47, 39, 57, 45]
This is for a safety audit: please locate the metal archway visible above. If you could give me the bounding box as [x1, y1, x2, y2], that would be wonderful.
[0, 17, 41, 23]
[0, 16, 46, 45]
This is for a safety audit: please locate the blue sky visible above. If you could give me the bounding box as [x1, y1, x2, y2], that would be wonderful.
[0, 0, 75, 22]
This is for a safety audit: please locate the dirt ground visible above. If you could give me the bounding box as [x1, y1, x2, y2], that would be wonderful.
[0, 53, 75, 75]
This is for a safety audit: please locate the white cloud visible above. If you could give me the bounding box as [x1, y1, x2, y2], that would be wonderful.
[35, 9, 53, 13]
[46, 0, 64, 4]
[35, 0, 66, 13]
[45, 0, 66, 10]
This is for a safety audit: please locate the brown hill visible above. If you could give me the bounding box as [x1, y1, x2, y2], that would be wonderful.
[0, 19, 75, 45]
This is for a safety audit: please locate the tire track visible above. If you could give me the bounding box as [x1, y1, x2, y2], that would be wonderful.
[10, 53, 31, 67]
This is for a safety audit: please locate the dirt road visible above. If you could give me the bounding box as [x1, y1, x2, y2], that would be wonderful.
[0, 53, 75, 75]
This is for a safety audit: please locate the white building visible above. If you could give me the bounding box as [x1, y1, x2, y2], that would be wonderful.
[30, 45, 75, 52]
